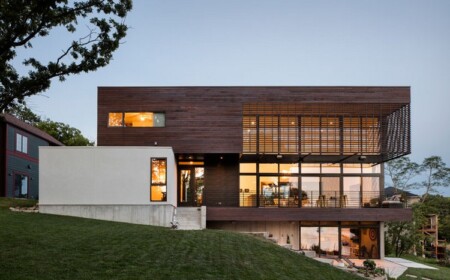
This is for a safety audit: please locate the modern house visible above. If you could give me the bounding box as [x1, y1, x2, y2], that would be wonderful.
[40, 86, 413, 259]
[0, 113, 63, 199]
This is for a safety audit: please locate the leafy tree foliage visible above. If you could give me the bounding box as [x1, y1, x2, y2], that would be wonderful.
[6, 103, 42, 125]
[6, 104, 93, 146]
[36, 119, 94, 146]
[385, 156, 421, 193]
[416, 195, 450, 241]
[0, 0, 132, 110]
[385, 205, 425, 257]
[385, 195, 450, 257]
[420, 156, 450, 202]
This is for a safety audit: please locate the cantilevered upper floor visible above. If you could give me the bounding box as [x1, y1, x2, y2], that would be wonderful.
[98, 86, 410, 164]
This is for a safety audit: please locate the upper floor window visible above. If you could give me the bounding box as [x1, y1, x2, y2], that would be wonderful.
[16, 134, 28, 154]
[108, 112, 165, 127]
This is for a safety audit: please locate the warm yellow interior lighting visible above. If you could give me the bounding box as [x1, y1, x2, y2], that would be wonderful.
[125, 112, 154, 127]
[178, 161, 204, 165]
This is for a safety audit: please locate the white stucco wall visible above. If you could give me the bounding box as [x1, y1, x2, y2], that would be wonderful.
[39, 146, 177, 206]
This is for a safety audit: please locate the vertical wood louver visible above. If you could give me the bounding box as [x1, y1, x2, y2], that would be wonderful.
[243, 103, 410, 163]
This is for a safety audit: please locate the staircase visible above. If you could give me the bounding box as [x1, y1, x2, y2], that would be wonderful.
[175, 206, 206, 230]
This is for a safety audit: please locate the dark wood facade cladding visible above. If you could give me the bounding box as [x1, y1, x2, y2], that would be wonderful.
[207, 207, 413, 222]
[97, 86, 410, 154]
[204, 154, 239, 207]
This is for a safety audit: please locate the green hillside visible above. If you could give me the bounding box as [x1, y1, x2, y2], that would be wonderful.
[0, 198, 362, 280]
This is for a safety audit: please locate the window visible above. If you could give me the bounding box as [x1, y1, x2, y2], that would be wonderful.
[108, 113, 123, 126]
[108, 112, 165, 127]
[14, 174, 28, 198]
[16, 134, 28, 154]
[150, 158, 167, 201]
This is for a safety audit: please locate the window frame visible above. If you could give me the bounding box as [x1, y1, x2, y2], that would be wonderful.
[150, 158, 167, 202]
[15, 133, 28, 154]
[108, 112, 165, 128]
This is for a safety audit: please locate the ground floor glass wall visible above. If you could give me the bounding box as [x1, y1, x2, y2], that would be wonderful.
[300, 222, 379, 259]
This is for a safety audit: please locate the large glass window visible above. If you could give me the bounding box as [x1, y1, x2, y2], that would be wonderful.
[301, 227, 320, 252]
[362, 164, 381, 174]
[260, 176, 278, 207]
[301, 224, 380, 258]
[321, 163, 340, 174]
[361, 228, 380, 258]
[320, 227, 339, 256]
[341, 228, 361, 258]
[180, 169, 191, 203]
[279, 176, 298, 207]
[343, 163, 361, 174]
[344, 177, 361, 208]
[321, 177, 340, 207]
[239, 162, 382, 208]
[240, 175, 256, 207]
[362, 177, 380, 207]
[301, 177, 319, 207]
[280, 163, 298, 174]
[151, 158, 167, 201]
[240, 163, 256, 173]
[16, 134, 28, 154]
[109, 112, 165, 127]
[301, 163, 320, 174]
[259, 163, 277, 173]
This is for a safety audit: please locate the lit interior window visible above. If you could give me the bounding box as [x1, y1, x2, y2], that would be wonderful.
[151, 158, 167, 202]
[108, 113, 124, 127]
[125, 112, 154, 127]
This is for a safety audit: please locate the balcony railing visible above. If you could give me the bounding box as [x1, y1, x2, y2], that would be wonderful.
[239, 191, 407, 208]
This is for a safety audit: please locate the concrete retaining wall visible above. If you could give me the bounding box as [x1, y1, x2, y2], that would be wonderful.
[39, 204, 175, 227]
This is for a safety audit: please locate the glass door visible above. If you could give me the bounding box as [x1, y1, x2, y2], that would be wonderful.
[178, 167, 204, 206]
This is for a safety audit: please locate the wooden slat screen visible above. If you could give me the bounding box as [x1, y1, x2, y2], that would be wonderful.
[243, 103, 410, 162]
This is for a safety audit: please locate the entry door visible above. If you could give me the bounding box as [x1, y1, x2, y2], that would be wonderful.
[178, 167, 204, 206]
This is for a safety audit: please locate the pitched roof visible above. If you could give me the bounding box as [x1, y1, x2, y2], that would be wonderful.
[384, 186, 420, 198]
[0, 113, 64, 146]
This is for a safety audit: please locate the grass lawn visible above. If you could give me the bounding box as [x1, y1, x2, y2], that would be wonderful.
[396, 254, 450, 280]
[0, 199, 362, 280]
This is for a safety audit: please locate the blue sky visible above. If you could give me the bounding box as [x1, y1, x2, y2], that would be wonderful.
[21, 0, 450, 195]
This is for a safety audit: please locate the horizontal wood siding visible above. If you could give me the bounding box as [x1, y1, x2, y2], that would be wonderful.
[206, 207, 413, 222]
[97, 86, 410, 153]
[204, 154, 239, 207]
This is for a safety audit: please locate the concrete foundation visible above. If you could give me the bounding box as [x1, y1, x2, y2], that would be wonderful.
[39, 204, 207, 230]
[40, 204, 175, 227]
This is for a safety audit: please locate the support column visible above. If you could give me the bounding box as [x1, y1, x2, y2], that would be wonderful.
[380, 222, 385, 259]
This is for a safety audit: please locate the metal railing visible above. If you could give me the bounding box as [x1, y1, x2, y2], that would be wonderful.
[239, 191, 406, 208]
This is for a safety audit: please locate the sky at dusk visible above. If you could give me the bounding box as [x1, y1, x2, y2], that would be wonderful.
[18, 0, 450, 195]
